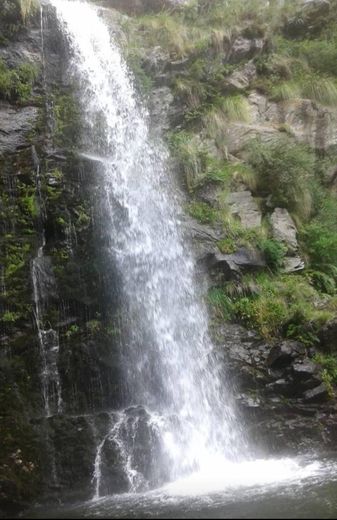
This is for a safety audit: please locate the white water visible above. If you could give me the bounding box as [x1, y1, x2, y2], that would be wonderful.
[49, 0, 324, 499]
[32, 235, 63, 417]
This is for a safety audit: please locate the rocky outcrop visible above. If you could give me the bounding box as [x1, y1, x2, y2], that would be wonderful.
[246, 92, 337, 152]
[270, 208, 305, 272]
[227, 190, 262, 229]
[0, 6, 124, 514]
[270, 208, 298, 253]
[213, 323, 337, 455]
[228, 37, 265, 64]
[224, 61, 257, 92]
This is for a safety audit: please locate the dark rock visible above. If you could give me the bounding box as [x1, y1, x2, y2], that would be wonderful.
[266, 378, 295, 397]
[318, 318, 337, 353]
[224, 247, 266, 270]
[292, 360, 317, 378]
[267, 341, 305, 368]
[228, 37, 265, 64]
[0, 104, 38, 155]
[303, 383, 330, 403]
[198, 182, 222, 206]
[202, 247, 266, 278]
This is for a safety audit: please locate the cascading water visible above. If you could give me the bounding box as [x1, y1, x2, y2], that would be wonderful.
[44, 1, 336, 508]
[50, 0, 246, 489]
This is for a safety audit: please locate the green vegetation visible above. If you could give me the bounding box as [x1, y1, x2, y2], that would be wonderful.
[221, 95, 252, 123]
[210, 273, 334, 344]
[86, 320, 102, 335]
[187, 201, 217, 224]
[314, 354, 337, 396]
[247, 138, 315, 220]
[53, 91, 82, 148]
[0, 60, 38, 104]
[258, 239, 287, 272]
[65, 324, 80, 339]
[1, 311, 21, 323]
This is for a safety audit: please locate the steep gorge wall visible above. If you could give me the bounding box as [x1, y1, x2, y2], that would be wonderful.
[0, 4, 124, 513]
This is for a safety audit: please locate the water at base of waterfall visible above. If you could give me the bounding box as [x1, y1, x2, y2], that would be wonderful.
[25, 453, 337, 518]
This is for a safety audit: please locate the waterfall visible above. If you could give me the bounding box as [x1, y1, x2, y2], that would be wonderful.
[50, 0, 247, 493]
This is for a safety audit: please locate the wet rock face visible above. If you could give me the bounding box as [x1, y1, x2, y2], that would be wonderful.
[212, 323, 336, 455]
[99, 407, 170, 495]
[0, 104, 39, 155]
[0, 6, 124, 514]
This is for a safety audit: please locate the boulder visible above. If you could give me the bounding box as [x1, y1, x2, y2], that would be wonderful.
[292, 360, 317, 378]
[228, 37, 265, 64]
[224, 62, 257, 92]
[283, 256, 305, 273]
[206, 247, 266, 280]
[225, 121, 278, 154]
[227, 191, 262, 229]
[198, 182, 222, 206]
[270, 208, 298, 254]
[303, 383, 329, 403]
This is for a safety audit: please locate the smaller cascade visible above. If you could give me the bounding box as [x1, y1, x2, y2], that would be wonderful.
[31, 147, 62, 417]
[91, 407, 171, 500]
[32, 248, 63, 417]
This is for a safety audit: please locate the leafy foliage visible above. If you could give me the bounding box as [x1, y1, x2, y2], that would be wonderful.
[247, 138, 315, 219]
[0, 60, 38, 103]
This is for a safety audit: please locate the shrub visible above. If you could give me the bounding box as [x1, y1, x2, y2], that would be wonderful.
[0, 60, 38, 103]
[302, 223, 337, 271]
[314, 353, 337, 396]
[234, 294, 288, 339]
[247, 138, 315, 219]
[1, 311, 21, 323]
[285, 38, 337, 77]
[258, 239, 287, 272]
